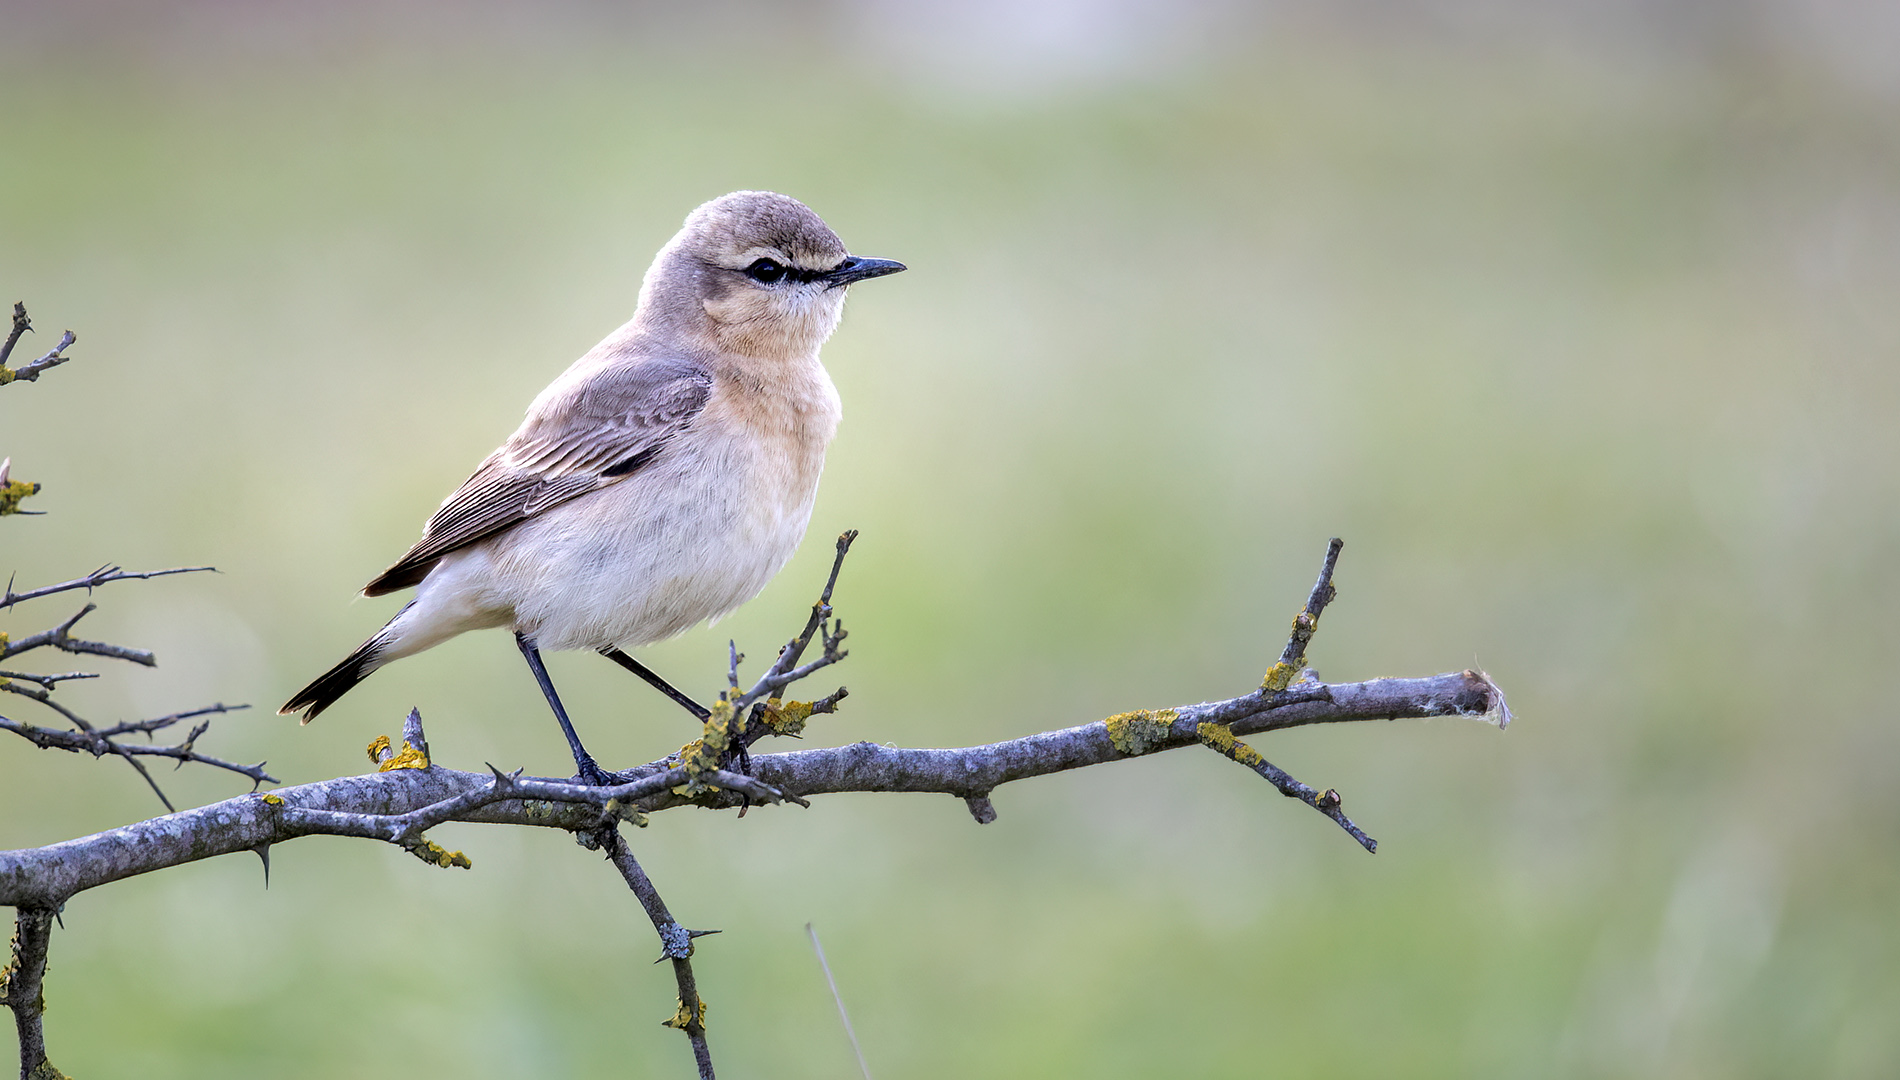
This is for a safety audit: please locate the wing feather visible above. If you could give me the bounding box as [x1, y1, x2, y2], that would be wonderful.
[362, 356, 711, 596]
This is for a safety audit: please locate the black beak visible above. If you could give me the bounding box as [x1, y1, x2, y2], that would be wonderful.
[825, 255, 907, 289]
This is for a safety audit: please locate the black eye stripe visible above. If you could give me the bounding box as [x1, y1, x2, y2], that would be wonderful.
[742, 258, 830, 285]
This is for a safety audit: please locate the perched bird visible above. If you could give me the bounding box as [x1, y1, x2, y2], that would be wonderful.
[281, 191, 904, 784]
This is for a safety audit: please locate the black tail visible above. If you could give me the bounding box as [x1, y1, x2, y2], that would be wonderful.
[280, 635, 386, 723]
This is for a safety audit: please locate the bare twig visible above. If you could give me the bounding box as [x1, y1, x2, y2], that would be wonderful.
[0, 302, 30, 368]
[738, 530, 854, 713]
[0, 669, 99, 688]
[1, 603, 156, 666]
[0, 332, 76, 387]
[1185, 538, 1376, 848]
[0, 322, 76, 386]
[0, 704, 271, 790]
[1262, 536, 1343, 697]
[1196, 723, 1378, 852]
[604, 830, 716, 1080]
[1, 565, 217, 611]
[1, 559, 257, 804]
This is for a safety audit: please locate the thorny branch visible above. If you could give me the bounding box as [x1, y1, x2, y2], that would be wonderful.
[0, 587, 274, 806]
[2, 565, 217, 612]
[603, 831, 717, 1080]
[2, 537, 1509, 1079]
[2, 306, 263, 812]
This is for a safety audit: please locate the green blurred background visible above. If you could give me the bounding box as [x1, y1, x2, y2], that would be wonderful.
[3, 1, 1896, 1076]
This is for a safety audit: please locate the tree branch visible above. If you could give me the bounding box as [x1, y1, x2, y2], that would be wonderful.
[1, 535, 1510, 1079]
[1, 565, 217, 612]
[0, 303, 31, 369]
[1, 906, 59, 1080]
[2, 562, 259, 803]
[602, 830, 717, 1079]
[0, 705, 272, 790]
[0, 301, 76, 387]
[0, 668, 1506, 910]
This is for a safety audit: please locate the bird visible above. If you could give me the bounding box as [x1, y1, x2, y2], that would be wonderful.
[280, 191, 904, 785]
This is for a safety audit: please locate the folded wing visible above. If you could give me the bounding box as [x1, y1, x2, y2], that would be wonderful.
[363, 355, 713, 596]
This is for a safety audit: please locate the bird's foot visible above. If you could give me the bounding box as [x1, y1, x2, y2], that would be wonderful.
[716, 740, 753, 778]
[576, 756, 618, 787]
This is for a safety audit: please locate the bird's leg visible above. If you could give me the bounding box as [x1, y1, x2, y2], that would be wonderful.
[599, 646, 753, 781]
[517, 634, 615, 787]
[598, 647, 712, 722]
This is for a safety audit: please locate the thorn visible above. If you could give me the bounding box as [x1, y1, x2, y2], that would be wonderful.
[253, 842, 272, 888]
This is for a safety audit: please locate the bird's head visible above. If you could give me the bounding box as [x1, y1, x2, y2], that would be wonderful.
[639, 191, 905, 361]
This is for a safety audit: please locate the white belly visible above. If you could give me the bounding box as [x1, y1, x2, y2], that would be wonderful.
[487, 423, 820, 651]
[372, 359, 840, 665]
[379, 423, 825, 663]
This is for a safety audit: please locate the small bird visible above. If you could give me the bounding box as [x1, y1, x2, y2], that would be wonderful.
[281, 191, 904, 784]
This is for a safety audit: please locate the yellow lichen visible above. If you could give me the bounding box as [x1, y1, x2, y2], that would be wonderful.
[365, 735, 392, 765]
[409, 839, 472, 869]
[1195, 722, 1265, 767]
[1103, 708, 1179, 756]
[1260, 661, 1300, 693]
[662, 996, 708, 1030]
[675, 697, 738, 794]
[0, 477, 40, 516]
[260, 792, 285, 806]
[376, 739, 430, 772]
[759, 697, 813, 736]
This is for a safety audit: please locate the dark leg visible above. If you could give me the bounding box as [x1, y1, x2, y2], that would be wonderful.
[600, 646, 749, 784]
[599, 647, 712, 722]
[517, 633, 614, 786]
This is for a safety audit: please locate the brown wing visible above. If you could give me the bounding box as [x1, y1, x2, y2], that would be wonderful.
[362, 355, 711, 596]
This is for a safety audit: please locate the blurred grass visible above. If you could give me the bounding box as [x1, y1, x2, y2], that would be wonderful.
[3, 12, 1899, 1079]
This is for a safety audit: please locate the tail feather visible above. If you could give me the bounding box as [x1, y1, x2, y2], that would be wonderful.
[280, 635, 388, 723]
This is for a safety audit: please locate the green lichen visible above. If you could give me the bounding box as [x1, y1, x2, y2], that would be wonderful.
[1103, 708, 1179, 756]
[603, 798, 649, 828]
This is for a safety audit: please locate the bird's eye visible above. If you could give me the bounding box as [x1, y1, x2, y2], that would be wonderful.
[745, 259, 786, 284]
